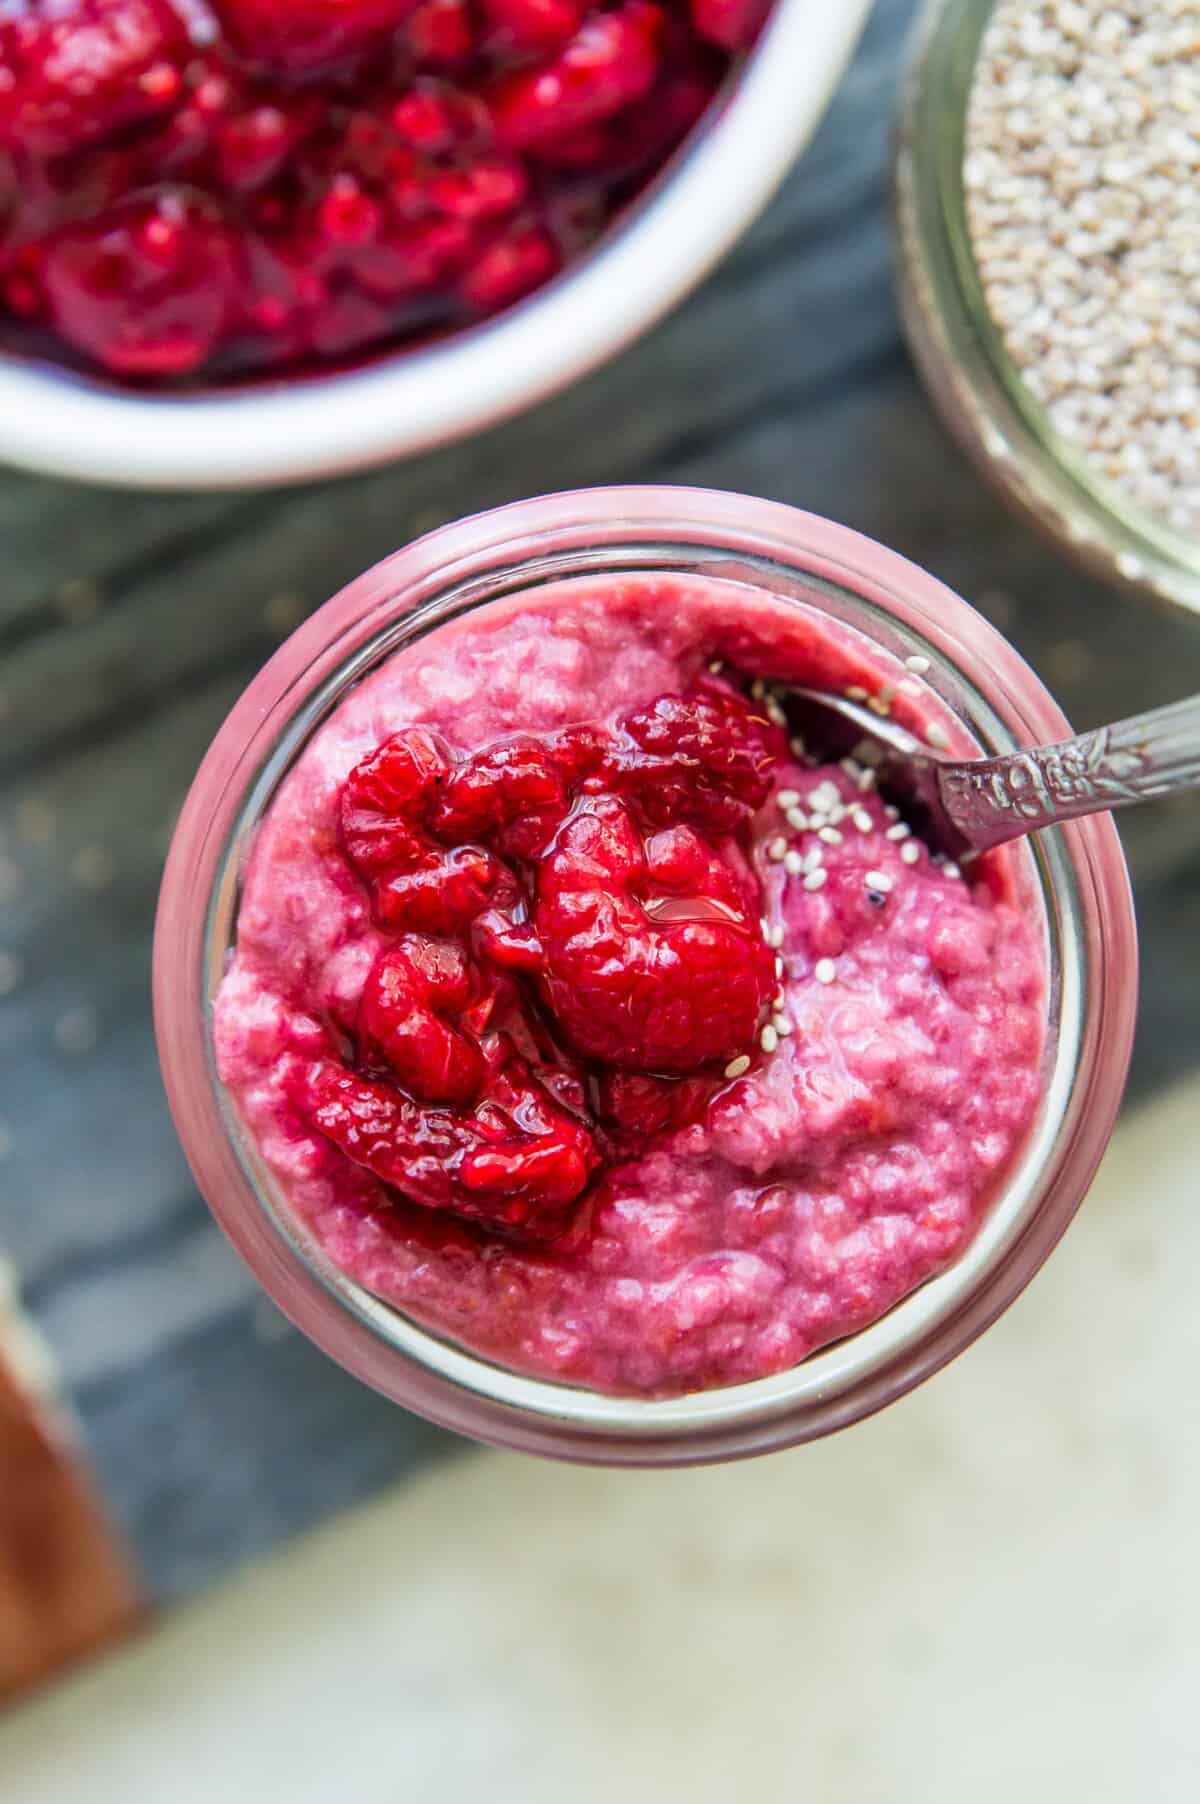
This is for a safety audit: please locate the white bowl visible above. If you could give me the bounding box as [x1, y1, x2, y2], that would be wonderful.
[0, 0, 872, 490]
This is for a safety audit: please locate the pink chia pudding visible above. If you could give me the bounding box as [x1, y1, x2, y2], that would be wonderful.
[213, 572, 1046, 1397]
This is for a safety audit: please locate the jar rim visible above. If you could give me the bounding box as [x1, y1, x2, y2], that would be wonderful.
[154, 486, 1137, 1464]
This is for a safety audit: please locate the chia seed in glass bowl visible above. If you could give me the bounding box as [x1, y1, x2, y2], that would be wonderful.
[0, 0, 768, 384]
[895, 0, 1200, 617]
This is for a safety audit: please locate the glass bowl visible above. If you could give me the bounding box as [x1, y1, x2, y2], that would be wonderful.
[153, 485, 1137, 1465]
[894, 0, 1200, 617]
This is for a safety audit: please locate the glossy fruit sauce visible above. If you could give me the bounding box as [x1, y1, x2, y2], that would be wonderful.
[0, 0, 768, 382]
[213, 573, 1046, 1397]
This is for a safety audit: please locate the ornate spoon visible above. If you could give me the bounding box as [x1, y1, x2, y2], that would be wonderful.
[789, 688, 1200, 861]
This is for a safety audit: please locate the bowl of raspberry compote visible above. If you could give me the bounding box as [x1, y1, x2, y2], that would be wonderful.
[0, 0, 871, 486]
[154, 488, 1136, 1463]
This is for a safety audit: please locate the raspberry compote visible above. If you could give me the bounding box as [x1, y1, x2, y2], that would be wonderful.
[213, 573, 1046, 1397]
[0, 0, 769, 382]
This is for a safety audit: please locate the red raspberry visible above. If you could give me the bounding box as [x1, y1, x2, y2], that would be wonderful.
[0, 0, 188, 160]
[487, 3, 664, 150]
[0, 0, 751, 380]
[551, 721, 608, 784]
[305, 282, 395, 357]
[340, 727, 449, 876]
[606, 686, 780, 832]
[482, 0, 582, 51]
[219, 100, 324, 193]
[459, 1059, 596, 1223]
[389, 80, 487, 154]
[1, 241, 45, 318]
[375, 847, 511, 934]
[591, 59, 720, 175]
[689, 0, 770, 50]
[340, 728, 519, 932]
[535, 796, 772, 1072]
[525, 124, 610, 170]
[595, 1069, 710, 1147]
[430, 733, 569, 859]
[405, 0, 473, 62]
[474, 913, 545, 974]
[352, 217, 477, 300]
[146, 55, 325, 195]
[306, 1053, 596, 1239]
[459, 223, 558, 311]
[211, 0, 420, 75]
[317, 173, 385, 249]
[358, 937, 488, 1105]
[41, 186, 241, 377]
[320, 681, 781, 1239]
[147, 54, 240, 175]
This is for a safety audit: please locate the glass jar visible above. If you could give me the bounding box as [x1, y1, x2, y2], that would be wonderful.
[894, 0, 1200, 617]
[154, 486, 1137, 1465]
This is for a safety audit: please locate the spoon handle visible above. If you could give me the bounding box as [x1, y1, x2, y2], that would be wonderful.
[938, 693, 1200, 852]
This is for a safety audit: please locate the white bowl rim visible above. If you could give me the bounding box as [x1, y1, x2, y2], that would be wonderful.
[0, 0, 873, 490]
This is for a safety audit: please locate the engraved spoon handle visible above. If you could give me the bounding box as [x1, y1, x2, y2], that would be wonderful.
[937, 694, 1200, 853]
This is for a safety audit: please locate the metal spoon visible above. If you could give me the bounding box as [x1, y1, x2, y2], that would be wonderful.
[788, 687, 1200, 862]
